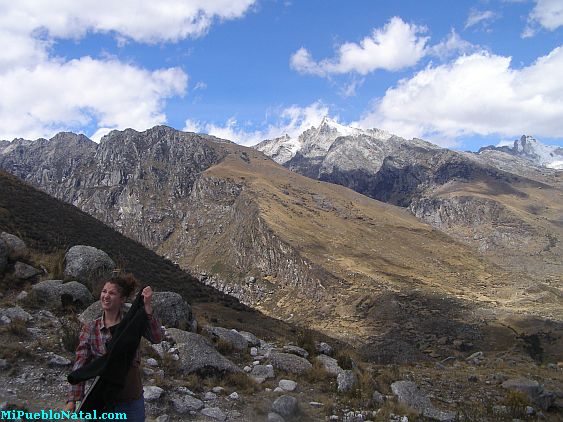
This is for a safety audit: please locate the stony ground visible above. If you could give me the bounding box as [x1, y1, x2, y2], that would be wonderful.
[1, 302, 562, 422]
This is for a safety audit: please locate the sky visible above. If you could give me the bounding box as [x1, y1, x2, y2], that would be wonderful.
[1, 0, 562, 151]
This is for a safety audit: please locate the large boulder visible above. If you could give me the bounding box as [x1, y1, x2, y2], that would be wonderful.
[63, 245, 115, 290]
[205, 326, 248, 350]
[0, 239, 7, 274]
[315, 354, 343, 376]
[271, 395, 299, 418]
[14, 262, 42, 280]
[391, 381, 433, 414]
[0, 306, 33, 322]
[239, 330, 261, 347]
[168, 328, 242, 375]
[0, 232, 27, 259]
[337, 370, 357, 393]
[32, 280, 94, 310]
[269, 352, 312, 374]
[152, 291, 195, 331]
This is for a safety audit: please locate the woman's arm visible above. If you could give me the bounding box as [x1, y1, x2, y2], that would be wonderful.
[141, 286, 164, 343]
[66, 323, 92, 405]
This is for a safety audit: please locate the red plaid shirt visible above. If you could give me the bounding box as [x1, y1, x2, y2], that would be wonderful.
[67, 307, 164, 402]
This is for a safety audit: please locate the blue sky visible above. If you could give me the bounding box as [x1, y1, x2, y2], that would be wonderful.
[1, 0, 562, 151]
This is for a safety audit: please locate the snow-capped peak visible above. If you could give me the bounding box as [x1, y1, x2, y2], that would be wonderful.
[479, 135, 563, 169]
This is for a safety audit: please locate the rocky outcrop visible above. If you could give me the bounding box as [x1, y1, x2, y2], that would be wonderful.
[63, 245, 116, 290]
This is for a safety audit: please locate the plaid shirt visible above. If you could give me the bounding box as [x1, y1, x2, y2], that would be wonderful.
[67, 307, 164, 402]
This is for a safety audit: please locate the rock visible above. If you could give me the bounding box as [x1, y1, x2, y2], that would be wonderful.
[534, 391, 555, 411]
[239, 330, 261, 347]
[282, 345, 309, 358]
[272, 395, 299, 418]
[465, 351, 484, 365]
[502, 378, 542, 398]
[152, 291, 196, 331]
[49, 355, 71, 366]
[16, 291, 28, 302]
[279, 379, 297, 392]
[200, 407, 226, 421]
[267, 412, 285, 422]
[250, 364, 275, 382]
[250, 347, 258, 356]
[204, 392, 217, 401]
[0, 239, 7, 274]
[171, 395, 204, 413]
[14, 262, 42, 280]
[0, 306, 32, 322]
[0, 232, 27, 258]
[228, 392, 239, 401]
[32, 280, 94, 309]
[244, 366, 252, 373]
[423, 408, 457, 422]
[0, 359, 10, 370]
[274, 387, 284, 393]
[391, 381, 432, 414]
[144, 386, 164, 401]
[155, 415, 169, 422]
[315, 354, 343, 376]
[269, 352, 312, 374]
[372, 390, 385, 406]
[211, 387, 225, 394]
[63, 245, 116, 290]
[168, 329, 241, 375]
[146, 358, 159, 367]
[337, 370, 357, 393]
[0, 316, 10, 325]
[317, 341, 332, 355]
[309, 402, 324, 408]
[205, 326, 248, 350]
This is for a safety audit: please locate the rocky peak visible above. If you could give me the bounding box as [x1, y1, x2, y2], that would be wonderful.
[478, 135, 563, 169]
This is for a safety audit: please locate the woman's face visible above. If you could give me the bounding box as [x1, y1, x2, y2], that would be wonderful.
[100, 282, 125, 313]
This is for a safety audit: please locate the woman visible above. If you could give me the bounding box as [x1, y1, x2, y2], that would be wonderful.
[65, 274, 164, 421]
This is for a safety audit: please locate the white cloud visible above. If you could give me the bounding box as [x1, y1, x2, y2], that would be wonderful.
[465, 10, 496, 29]
[524, 0, 563, 36]
[0, 0, 256, 140]
[356, 47, 563, 146]
[184, 102, 330, 146]
[290, 17, 429, 76]
[0, 57, 187, 141]
[428, 29, 477, 59]
[0, 1, 257, 45]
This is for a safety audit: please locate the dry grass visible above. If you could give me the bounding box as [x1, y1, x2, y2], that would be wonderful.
[60, 315, 81, 352]
[0, 318, 29, 338]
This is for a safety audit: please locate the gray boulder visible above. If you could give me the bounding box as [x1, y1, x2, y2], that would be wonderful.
[391, 381, 433, 414]
[250, 364, 275, 383]
[282, 345, 309, 358]
[32, 280, 94, 309]
[200, 407, 226, 421]
[501, 378, 542, 398]
[144, 386, 164, 401]
[267, 412, 285, 422]
[205, 326, 248, 350]
[168, 329, 241, 375]
[315, 354, 343, 376]
[239, 330, 261, 347]
[152, 291, 196, 331]
[316, 341, 333, 355]
[269, 352, 312, 374]
[63, 245, 115, 290]
[278, 380, 297, 392]
[14, 262, 42, 280]
[79, 301, 106, 323]
[171, 395, 204, 413]
[0, 239, 7, 274]
[271, 395, 298, 418]
[337, 370, 357, 393]
[0, 232, 27, 258]
[0, 306, 32, 322]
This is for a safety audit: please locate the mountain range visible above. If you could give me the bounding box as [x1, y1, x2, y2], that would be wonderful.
[0, 124, 561, 362]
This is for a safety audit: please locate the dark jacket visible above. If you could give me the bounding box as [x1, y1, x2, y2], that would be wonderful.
[68, 288, 149, 411]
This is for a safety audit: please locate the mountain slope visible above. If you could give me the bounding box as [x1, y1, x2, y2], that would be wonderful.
[254, 121, 563, 281]
[1, 127, 560, 362]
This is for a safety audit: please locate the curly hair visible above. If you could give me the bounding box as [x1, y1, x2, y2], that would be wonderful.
[104, 272, 138, 299]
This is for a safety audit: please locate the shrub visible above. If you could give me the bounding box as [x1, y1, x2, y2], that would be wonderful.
[60, 315, 81, 352]
[504, 390, 530, 419]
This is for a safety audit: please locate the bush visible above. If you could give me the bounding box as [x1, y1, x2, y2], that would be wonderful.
[60, 316, 81, 352]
